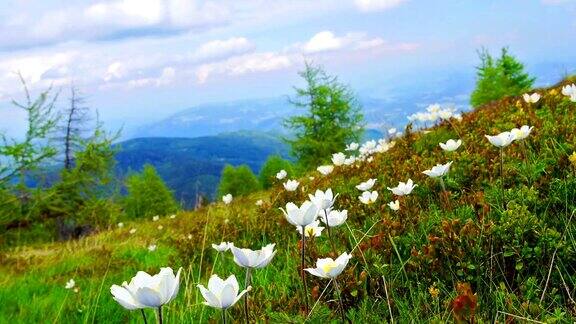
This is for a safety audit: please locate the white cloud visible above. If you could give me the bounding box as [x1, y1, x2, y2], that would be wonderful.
[0, 0, 230, 49]
[166, 0, 231, 29]
[304, 31, 343, 53]
[302, 31, 415, 54]
[127, 66, 176, 89]
[0, 51, 76, 87]
[104, 62, 126, 82]
[85, 0, 165, 26]
[354, 0, 408, 12]
[196, 52, 292, 84]
[192, 37, 255, 61]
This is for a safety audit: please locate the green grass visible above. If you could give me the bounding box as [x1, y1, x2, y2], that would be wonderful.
[2, 79, 576, 322]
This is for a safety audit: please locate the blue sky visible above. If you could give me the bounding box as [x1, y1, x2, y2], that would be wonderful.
[0, 0, 575, 136]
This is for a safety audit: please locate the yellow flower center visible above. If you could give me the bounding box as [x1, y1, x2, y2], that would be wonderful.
[305, 227, 315, 237]
[321, 260, 338, 274]
[569, 152, 576, 167]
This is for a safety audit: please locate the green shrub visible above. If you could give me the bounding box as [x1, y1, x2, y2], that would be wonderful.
[123, 164, 179, 219]
[470, 47, 535, 107]
[217, 164, 260, 198]
[258, 155, 295, 189]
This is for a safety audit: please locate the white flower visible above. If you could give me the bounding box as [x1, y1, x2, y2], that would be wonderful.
[296, 220, 324, 237]
[129, 228, 137, 234]
[422, 161, 453, 178]
[523, 93, 541, 103]
[280, 201, 318, 227]
[110, 281, 144, 310]
[276, 169, 287, 180]
[157, 225, 163, 230]
[359, 190, 378, 204]
[359, 140, 377, 155]
[283, 179, 300, 191]
[255, 199, 264, 206]
[438, 109, 454, 120]
[570, 93, 576, 102]
[453, 114, 463, 121]
[212, 242, 232, 252]
[222, 194, 233, 205]
[187, 234, 193, 240]
[561, 84, 576, 97]
[388, 200, 400, 211]
[148, 244, 157, 252]
[427, 104, 441, 113]
[309, 188, 336, 210]
[111, 267, 181, 309]
[320, 209, 348, 227]
[317, 165, 334, 175]
[388, 128, 397, 135]
[117, 222, 124, 228]
[439, 139, 462, 152]
[427, 112, 439, 123]
[197, 274, 251, 310]
[152, 216, 159, 222]
[511, 125, 534, 141]
[169, 214, 176, 219]
[305, 252, 352, 279]
[387, 179, 417, 196]
[332, 152, 346, 166]
[345, 142, 359, 151]
[485, 131, 516, 148]
[65, 279, 76, 289]
[356, 178, 376, 191]
[230, 243, 277, 269]
[344, 156, 356, 165]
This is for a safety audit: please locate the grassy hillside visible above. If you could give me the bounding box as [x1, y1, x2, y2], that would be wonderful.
[1, 79, 576, 323]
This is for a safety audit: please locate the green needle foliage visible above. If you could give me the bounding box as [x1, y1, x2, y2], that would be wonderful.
[284, 62, 364, 169]
[471, 47, 535, 107]
[0, 75, 59, 186]
[124, 164, 179, 219]
[258, 155, 295, 189]
[217, 164, 260, 198]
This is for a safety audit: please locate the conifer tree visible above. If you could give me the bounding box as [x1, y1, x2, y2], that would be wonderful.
[471, 48, 535, 107]
[124, 164, 179, 219]
[217, 164, 260, 198]
[284, 62, 364, 169]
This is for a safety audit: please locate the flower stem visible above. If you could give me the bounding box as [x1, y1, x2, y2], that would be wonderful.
[157, 306, 163, 324]
[243, 268, 252, 324]
[500, 147, 505, 209]
[334, 279, 347, 323]
[439, 177, 450, 210]
[301, 226, 309, 314]
[324, 210, 337, 255]
[140, 309, 148, 324]
[222, 309, 227, 324]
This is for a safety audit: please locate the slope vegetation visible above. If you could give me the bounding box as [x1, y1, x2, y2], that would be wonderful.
[1, 78, 576, 322]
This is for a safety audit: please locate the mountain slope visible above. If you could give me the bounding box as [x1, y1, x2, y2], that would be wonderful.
[114, 131, 291, 206]
[2, 78, 576, 322]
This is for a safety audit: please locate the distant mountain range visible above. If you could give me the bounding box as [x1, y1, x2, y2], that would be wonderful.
[114, 131, 291, 207]
[131, 93, 471, 139]
[122, 85, 474, 207]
